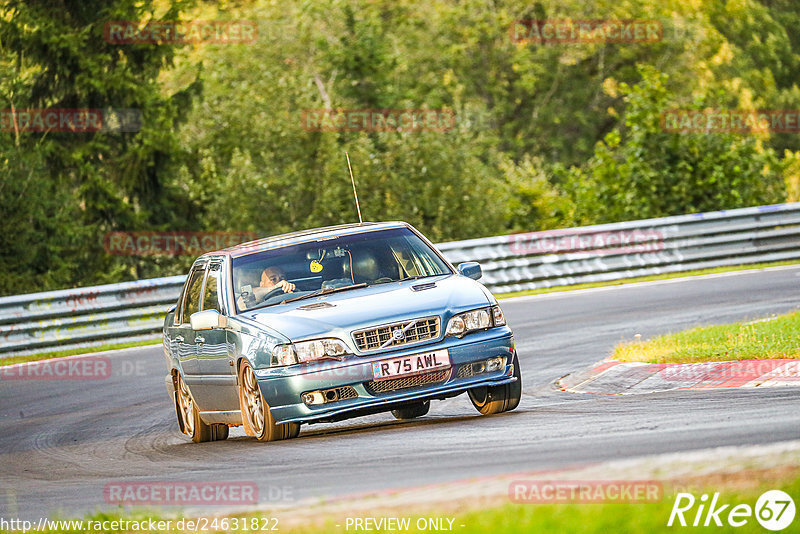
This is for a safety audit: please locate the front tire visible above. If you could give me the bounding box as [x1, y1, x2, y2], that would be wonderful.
[468, 352, 522, 415]
[391, 400, 430, 420]
[239, 362, 300, 442]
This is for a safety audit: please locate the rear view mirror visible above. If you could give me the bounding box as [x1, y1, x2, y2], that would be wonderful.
[190, 309, 226, 330]
[457, 261, 482, 280]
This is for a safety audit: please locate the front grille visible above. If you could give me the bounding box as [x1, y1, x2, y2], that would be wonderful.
[352, 316, 440, 352]
[365, 368, 450, 394]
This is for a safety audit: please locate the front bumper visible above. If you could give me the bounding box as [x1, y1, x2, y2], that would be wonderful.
[253, 327, 515, 424]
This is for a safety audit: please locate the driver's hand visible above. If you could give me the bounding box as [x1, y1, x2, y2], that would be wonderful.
[276, 280, 295, 293]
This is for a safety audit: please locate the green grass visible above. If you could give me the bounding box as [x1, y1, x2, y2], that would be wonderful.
[6, 472, 796, 533]
[446, 481, 799, 534]
[0, 339, 159, 367]
[496, 259, 800, 299]
[445, 474, 799, 534]
[614, 311, 800, 364]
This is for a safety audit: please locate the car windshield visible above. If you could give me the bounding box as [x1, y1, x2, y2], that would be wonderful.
[232, 227, 451, 312]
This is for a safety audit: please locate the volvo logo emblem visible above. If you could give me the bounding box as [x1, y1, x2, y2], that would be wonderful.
[392, 329, 405, 341]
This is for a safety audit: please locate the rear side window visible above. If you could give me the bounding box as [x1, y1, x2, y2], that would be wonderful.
[180, 267, 205, 324]
[201, 264, 223, 313]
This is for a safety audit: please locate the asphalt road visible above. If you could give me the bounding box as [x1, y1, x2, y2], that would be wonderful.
[1, 267, 800, 520]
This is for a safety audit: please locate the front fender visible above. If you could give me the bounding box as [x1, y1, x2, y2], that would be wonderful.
[228, 317, 288, 370]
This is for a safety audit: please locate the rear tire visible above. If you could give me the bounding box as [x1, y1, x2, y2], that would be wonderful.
[391, 400, 430, 420]
[176, 372, 218, 443]
[239, 362, 300, 442]
[468, 352, 522, 415]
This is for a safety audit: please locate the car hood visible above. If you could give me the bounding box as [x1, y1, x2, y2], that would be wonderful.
[244, 274, 494, 343]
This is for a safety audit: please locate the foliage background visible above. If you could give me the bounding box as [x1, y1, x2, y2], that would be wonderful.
[1, 0, 798, 295]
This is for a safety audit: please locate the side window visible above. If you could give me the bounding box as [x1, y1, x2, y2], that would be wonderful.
[181, 267, 205, 324]
[201, 264, 223, 313]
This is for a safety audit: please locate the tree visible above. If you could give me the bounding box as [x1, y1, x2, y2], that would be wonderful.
[564, 66, 785, 225]
[0, 0, 197, 294]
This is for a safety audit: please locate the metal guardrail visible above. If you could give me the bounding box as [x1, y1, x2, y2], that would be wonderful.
[2, 203, 799, 357]
[0, 276, 185, 357]
[438, 202, 800, 293]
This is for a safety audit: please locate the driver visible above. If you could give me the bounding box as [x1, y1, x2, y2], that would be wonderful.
[259, 266, 295, 295]
[238, 266, 295, 309]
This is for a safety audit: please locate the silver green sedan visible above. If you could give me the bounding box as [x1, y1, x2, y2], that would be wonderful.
[162, 222, 521, 442]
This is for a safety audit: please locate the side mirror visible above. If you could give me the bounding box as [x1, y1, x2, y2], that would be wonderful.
[190, 309, 226, 330]
[457, 261, 482, 281]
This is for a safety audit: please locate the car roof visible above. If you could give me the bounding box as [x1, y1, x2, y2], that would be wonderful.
[197, 221, 412, 260]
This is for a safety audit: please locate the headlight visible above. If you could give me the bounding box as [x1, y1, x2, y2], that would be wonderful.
[446, 306, 506, 336]
[446, 308, 492, 336]
[272, 338, 350, 366]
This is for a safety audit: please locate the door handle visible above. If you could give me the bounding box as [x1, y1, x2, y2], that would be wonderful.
[195, 336, 205, 345]
[175, 335, 184, 343]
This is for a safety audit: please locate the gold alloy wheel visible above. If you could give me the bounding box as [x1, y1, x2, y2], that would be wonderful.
[240, 363, 265, 436]
[238, 362, 300, 441]
[177, 373, 195, 436]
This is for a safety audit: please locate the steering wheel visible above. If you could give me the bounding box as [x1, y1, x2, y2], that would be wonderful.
[258, 286, 286, 302]
[373, 277, 394, 284]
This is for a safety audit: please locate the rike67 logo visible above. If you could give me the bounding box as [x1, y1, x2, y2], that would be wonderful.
[668, 490, 795, 531]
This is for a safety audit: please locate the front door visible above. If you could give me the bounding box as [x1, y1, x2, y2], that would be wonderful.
[171, 265, 205, 376]
[192, 262, 239, 411]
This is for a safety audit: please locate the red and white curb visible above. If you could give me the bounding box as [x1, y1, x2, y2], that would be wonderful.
[558, 358, 800, 395]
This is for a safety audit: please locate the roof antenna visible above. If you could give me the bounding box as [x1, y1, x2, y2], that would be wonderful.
[346, 151, 363, 224]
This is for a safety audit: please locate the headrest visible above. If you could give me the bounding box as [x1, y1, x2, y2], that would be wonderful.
[351, 249, 379, 281]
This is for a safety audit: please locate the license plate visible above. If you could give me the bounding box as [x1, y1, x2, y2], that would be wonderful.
[372, 349, 450, 380]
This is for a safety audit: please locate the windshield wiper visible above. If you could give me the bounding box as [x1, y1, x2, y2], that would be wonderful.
[280, 283, 368, 305]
